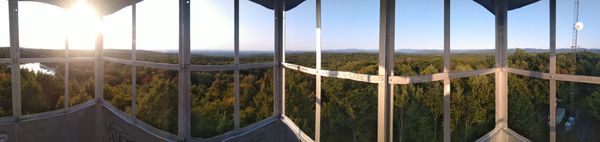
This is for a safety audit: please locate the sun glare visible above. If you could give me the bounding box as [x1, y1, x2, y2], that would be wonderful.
[65, 1, 100, 50]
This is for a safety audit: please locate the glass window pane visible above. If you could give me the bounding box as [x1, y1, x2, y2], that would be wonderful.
[66, 1, 100, 53]
[137, 0, 178, 64]
[241, 68, 274, 127]
[191, 71, 234, 138]
[557, 0, 600, 76]
[450, 0, 495, 71]
[21, 1, 98, 57]
[0, 64, 11, 117]
[19, 2, 66, 58]
[104, 63, 132, 114]
[286, 0, 315, 68]
[135, 67, 178, 134]
[450, 74, 495, 141]
[103, 6, 133, 59]
[322, 78, 376, 141]
[395, 81, 444, 141]
[556, 81, 600, 141]
[67, 62, 94, 106]
[285, 68, 315, 138]
[191, 0, 234, 65]
[508, 74, 549, 141]
[321, 1, 378, 74]
[508, 0, 550, 73]
[0, 1, 9, 58]
[21, 62, 64, 115]
[396, 0, 444, 75]
[240, 0, 273, 64]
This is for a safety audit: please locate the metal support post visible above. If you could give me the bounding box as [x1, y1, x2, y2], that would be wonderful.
[377, 0, 395, 141]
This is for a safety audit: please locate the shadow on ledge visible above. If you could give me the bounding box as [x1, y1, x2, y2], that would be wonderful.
[0, 101, 312, 142]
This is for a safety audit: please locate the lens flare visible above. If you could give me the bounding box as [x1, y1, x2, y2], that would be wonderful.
[66, 1, 100, 50]
[575, 22, 584, 31]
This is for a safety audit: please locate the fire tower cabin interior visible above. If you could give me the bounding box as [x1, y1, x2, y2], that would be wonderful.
[0, 0, 597, 142]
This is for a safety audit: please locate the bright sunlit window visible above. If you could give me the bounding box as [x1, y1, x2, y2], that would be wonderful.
[66, 1, 101, 50]
[17, 1, 100, 50]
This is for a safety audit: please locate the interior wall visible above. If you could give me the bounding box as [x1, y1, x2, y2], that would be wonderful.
[97, 105, 173, 142]
[0, 104, 169, 142]
[0, 106, 97, 142]
[0, 104, 305, 142]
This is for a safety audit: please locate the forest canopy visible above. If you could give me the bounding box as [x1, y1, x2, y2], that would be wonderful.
[0, 48, 599, 141]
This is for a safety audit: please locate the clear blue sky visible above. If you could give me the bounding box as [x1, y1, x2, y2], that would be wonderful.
[0, 0, 599, 51]
[287, 0, 600, 50]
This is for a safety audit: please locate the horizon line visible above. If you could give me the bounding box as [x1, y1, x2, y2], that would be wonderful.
[0, 47, 597, 52]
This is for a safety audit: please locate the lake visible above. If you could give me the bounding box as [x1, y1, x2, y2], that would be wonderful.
[20, 63, 56, 76]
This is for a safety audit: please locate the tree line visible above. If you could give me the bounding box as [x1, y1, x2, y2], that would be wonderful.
[1, 48, 599, 141]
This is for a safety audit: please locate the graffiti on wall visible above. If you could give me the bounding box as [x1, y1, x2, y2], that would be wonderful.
[0, 132, 7, 142]
[105, 122, 133, 142]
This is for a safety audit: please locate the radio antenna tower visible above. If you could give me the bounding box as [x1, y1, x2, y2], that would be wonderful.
[570, 0, 582, 112]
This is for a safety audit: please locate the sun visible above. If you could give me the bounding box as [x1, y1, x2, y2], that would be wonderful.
[65, 1, 101, 50]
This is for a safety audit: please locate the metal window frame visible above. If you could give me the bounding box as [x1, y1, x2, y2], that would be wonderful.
[282, 0, 556, 142]
[178, 0, 191, 140]
[274, 0, 286, 117]
[443, 0, 451, 141]
[64, 34, 69, 110]
[494, 1, 509, 136]
[131, 3, 137, 121]
[549, 0, 557, 141]
[0, 0, 577, 142]
[233, 0, 241, 131]
[377, 0, 395, 142]
[9, 0, 21, 120]
[315, 0, 322, 141]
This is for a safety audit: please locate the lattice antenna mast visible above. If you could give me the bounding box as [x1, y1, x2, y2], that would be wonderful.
[571, 0, 580, 49]
[570, 0, 581, 111]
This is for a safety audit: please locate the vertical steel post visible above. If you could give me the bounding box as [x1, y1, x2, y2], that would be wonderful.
[8, 0, 20, 119]
[64, 34, 70, 109]
[131, 4, 137, 120]
[494, 0, 509, 135]
[274, 0, 285, 117]
[178, 0, 192, 140]
[93, 16, 105, 141]
[95, 18, 104, 100]
[442, 0, 451, 141]
[549, 0, 557, 141]
[377, 0, 395, 141]
[315, 0, 322, 141]
[281, 0, 286, 118]
[234, 0, 241, 130]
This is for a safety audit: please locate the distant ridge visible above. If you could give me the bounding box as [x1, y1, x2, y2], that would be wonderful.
[297, 48, 600, 55]
[3, 47, 599, 56]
